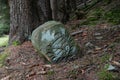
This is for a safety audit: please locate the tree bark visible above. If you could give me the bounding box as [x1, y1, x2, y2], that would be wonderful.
[8, 0, 77, 45]
[30, 0, 41, 30]
[37, 0, 52, 23]
[50, 0, 58, 20]
[9, 0, 32, 45]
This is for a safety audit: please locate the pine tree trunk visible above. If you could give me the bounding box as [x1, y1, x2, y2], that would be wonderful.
[37, 0, 52, 23]
[9, 0, 32, 45]
[50, 0, 58, 20]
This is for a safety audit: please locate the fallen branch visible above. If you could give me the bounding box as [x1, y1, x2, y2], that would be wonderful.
[71, 30, 83, 36]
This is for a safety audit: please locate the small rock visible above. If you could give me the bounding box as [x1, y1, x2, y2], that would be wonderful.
[94, 33, 101, 36]
[85, 42, 95, 49]
[107, 64, 116, 71]
[95, 46, 102, 51]
[73, 65, 79, 69]
[95, 36, 103, 40]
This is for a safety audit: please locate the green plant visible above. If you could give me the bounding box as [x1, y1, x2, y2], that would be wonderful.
[47, 70, 55, 76]
[114, 37, 120, 43]
[0, 23, 9, 36]
[103, 0, 112, 4]
[0, 53, 8, 67]
[12, 41, 20, 46]
[0, 0, 10, 37]
[80, 1, 120, 25]
[97, 64, 116, 80]
[81, 8, 104, 25]
[100, 53, 112, 63]
[67, 69, 79, 79]
[0, 35, 8, 47]
[98, 70, 115, 80]
[46, 69, 55, 80]
[104, 7, 120, 24]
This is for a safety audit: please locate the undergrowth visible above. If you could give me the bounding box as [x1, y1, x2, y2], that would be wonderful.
[80, 1, 120, 26]
[0, 35, 8, 47]
[97, 64, 118, 80]
[0, 52, 9, 67]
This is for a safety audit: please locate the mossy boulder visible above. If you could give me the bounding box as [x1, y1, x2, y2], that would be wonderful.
[31, 21, 81, 63]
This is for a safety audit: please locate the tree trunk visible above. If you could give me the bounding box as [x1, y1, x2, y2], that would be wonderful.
[30, 0, 41, 30]
[37, 0, 52, 23]
[9, 0, 32, 45]
[8, 0, 77, 45]
[50, 0, 58, 20]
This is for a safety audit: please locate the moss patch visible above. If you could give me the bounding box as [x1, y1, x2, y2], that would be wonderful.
[0, 35, 8, 47]
[0, 52, 8, 67]
[0, 47, 10, 67]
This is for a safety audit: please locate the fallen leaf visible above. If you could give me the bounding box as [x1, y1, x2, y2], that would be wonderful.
[112, 61, 120, 67]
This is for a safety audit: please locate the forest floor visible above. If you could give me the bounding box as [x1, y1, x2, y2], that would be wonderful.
[0, 22, 120, 80]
